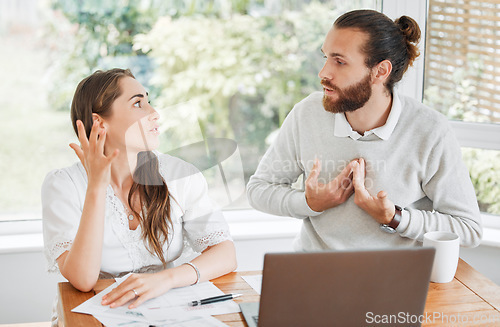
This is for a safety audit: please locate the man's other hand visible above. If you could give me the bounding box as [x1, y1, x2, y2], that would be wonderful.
[305, 158, 356, 212]
[352, 158, 395, 224]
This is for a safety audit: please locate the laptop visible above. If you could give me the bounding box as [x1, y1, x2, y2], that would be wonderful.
[240, 247, 435, 327]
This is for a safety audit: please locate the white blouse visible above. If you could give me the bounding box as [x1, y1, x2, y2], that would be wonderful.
[42, 152, 232, 276]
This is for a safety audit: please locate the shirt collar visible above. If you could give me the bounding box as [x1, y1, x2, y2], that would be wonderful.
[333, 92, 402, 141]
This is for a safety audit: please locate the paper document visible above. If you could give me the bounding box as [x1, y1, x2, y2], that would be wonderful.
[136, 281, 240, 321]
[241, 275, 262, 295]
[93, 312, 228, 327]
[72, 273, 239, 326]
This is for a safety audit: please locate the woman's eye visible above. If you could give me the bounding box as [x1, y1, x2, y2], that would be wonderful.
[133, 101, 141, 108]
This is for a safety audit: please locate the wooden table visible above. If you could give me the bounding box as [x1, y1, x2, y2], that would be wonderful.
[58, 259, 500, 326]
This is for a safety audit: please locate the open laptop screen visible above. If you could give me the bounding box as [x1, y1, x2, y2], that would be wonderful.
[245, 247, 435, 327]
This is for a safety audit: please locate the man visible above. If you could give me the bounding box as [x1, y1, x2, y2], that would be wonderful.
[246, 10, 482, 251]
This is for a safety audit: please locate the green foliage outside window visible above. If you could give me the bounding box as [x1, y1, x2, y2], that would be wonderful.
[44, 0, 339, 180]
[133, 4, 335, 149]
[3, 0, 357, 214]
[4, 0, 497, 215]
[41, 0, 500, 214]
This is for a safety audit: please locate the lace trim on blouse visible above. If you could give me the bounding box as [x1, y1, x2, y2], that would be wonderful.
[106, 185, 148, 272]
[46, 238, 73, 273]
[190, 229, 232, 253]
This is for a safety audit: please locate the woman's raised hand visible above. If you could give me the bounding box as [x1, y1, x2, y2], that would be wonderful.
[69, 120, 119, 187]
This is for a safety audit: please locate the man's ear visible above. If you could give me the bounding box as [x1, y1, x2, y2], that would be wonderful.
[372, 60, 392, 85]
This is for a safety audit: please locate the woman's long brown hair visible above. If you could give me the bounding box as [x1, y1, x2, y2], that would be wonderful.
[71, 68, 172, 266]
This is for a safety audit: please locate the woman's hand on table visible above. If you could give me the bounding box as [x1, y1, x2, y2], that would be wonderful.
[101, 272, 174, 309]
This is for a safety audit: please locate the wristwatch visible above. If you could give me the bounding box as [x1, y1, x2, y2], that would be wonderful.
[380, 205, 403, 234]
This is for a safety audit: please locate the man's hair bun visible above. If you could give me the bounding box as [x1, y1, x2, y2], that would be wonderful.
[395, 16, 421, 67]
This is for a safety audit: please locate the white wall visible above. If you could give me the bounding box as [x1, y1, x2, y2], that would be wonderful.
[0, 251, 64, 324]
[0, 235, 499, 324]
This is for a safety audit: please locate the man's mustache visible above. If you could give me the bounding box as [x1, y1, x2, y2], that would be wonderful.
[320, 79, 340, 92]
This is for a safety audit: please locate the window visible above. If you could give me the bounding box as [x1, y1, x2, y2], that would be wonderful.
[2, 0, 497, 235]
[423, 0, 500, 218]
[0, 0, 380, 225]
[424, 0, 500, 124]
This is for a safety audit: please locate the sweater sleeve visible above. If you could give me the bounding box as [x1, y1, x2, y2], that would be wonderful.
[397, 127, 483, 247]
[246, 107, 322, 219]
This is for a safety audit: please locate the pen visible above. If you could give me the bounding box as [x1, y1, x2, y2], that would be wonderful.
[189, 293, 242, 306]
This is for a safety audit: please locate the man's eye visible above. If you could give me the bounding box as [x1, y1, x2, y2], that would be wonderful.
[337, 60, 345, 65]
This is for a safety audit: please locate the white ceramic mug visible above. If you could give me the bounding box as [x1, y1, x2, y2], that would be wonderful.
[423, 231, 460, 283]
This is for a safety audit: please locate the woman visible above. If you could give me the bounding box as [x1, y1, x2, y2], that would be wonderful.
[42, 68, 237, 312]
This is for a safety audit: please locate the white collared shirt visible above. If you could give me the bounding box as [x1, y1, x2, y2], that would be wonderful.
[333, 93, 402, 140]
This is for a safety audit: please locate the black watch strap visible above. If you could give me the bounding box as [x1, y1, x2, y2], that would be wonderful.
[388, 205, 402, 229]
[380, 205, 403, 234]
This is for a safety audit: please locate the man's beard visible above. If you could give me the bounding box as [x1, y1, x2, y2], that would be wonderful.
[321, 73, 372, 114]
